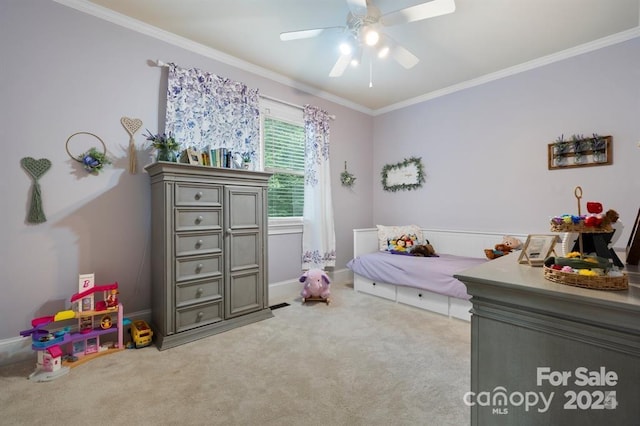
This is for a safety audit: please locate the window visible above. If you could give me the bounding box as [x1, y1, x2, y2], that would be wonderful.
[261, 99, 305, 219]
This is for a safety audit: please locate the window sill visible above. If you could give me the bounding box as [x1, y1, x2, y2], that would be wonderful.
[269, 217, 303, 235]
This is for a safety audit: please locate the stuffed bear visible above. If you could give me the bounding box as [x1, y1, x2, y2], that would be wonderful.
[299, 269, 331, 303]
[484, 236, 523, 260]
[411, 243, 438, 257]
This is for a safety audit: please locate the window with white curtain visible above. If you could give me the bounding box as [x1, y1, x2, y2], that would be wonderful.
[260, 98, 305, 226]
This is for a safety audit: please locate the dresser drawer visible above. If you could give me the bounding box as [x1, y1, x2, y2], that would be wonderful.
[176, 278, 222, 307]
[175, 232, 222, 257]
[175, 208, 221, 231]
[176, 300, 223, 332]
[175, 183, 221, 206]
[176, 254, 222, 282]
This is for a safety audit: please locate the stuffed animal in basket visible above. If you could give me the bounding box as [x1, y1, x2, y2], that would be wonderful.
[484, 235, 523, 260]
[299, 269, 331, 303]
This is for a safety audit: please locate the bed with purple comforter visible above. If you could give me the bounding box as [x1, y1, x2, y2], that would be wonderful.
[347, 251, 487, 300]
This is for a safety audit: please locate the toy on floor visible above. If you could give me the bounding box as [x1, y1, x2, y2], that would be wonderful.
[299, 269, 331, 304]
[484, 235, 523, 260]
[129, 319, 153, 349]
[19, 277, 124, 382]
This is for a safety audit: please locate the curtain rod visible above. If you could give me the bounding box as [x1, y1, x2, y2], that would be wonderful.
[260, 94, 336, 120]
[156, 60, 335, 120]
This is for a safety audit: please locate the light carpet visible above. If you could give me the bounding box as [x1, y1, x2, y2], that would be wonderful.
[0, 282, 471, 425]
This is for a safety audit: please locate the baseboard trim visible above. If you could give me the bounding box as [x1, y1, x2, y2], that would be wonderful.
[0, 309, 152, 368]
[2, 269, 353, 367]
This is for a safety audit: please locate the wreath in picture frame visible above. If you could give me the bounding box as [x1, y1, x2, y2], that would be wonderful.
[381, 156, 425, 192]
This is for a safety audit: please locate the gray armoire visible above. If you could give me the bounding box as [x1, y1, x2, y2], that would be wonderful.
[145, 162, 273, 350]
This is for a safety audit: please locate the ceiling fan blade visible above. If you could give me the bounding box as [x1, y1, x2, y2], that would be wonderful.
[329, 53, 352, 77]
[280, 28, 326, 41]
[346, 0, 368, 16]
[382, 0, 456, 27]
[392, 44, 420, 69]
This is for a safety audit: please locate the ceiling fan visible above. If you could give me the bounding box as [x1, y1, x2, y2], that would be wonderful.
[279, 0, 456, 78]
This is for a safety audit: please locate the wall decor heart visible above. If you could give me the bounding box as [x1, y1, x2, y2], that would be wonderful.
[121, 116, 143, 174]
[20, 156, 51, 224]
[21, 157, 52, 180]
[121, 117, 143, 135]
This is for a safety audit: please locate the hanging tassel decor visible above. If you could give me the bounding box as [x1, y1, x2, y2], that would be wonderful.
[121, 116, 143, 174]
[20, 157, 52, 224]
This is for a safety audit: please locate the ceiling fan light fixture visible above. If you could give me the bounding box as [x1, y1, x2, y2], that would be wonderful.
[377, 45, 390, 58]
[363, 26, 380, 46]
[350, 46, 363, 67]
[339, 42, 353, 56]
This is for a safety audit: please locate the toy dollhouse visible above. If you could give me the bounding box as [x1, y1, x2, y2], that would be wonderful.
[20, 281, 124, 382]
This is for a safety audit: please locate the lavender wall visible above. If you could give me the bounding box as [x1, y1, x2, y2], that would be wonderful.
[0, 1, 373, 342]
[373, 38, 640, 246]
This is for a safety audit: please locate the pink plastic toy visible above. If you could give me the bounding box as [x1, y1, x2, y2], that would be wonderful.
[299, 269, 331, 304]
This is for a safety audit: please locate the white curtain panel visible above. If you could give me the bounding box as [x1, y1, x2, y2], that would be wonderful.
[302, 105, 336, 270]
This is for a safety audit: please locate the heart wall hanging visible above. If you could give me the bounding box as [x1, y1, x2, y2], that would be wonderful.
[121, 116, 143, 174]
[21, 157, 52, 223]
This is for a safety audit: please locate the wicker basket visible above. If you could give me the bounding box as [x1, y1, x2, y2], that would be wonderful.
[549, 221, 613, 233]
[543, 266, 628, 291]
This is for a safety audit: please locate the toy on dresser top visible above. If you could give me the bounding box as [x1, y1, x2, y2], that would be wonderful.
[550, 201, 619, 233]
[544, 189, 627, 290]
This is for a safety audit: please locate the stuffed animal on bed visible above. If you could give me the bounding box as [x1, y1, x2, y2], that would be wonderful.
[410, 243, 438, 257]
[484, 235, 522, 260]
[299, 269, 331, 303]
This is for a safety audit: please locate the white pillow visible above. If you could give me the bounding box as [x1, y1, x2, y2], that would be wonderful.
[376, 224, 424, 252]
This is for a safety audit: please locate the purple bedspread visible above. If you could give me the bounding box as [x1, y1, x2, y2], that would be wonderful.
[347, 251, 487, 299]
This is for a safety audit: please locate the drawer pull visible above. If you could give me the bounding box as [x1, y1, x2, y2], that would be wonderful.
[196, 215, 204, 223]
[196, 263, 204, 272]
[196, 287, 204, 296]
[197, 311, 204, 320]
[195, 191, 203, 200]
[196, 239, 204, 247]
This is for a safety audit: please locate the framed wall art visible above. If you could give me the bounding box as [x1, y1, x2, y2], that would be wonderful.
[548, 134, 612, 170]
[381, 156, 425, 192]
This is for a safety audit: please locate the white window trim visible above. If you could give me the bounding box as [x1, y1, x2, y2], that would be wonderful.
[260, 96, 305, 233]
[268, 217, 303, 235]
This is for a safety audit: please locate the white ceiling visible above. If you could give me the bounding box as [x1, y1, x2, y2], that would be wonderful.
[72, 0, 639, 113]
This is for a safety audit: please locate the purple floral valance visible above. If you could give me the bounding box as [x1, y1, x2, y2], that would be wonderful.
[165, 63, 260, 161]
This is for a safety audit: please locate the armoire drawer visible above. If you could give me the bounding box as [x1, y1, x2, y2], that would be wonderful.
[175, 183, 221, 206]
[176, 278, 222, 308]
[175, 232, 222, 257]
[176, 254, 222, 282]
[176, 300, 223, 332]
[175, 208, 221, 231]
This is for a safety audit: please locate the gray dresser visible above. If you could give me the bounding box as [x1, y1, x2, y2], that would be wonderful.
[145, 162, 273, 350]
[455, 254, 640, 425]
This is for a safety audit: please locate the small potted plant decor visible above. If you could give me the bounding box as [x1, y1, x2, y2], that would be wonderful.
[144, 129, 180, 162]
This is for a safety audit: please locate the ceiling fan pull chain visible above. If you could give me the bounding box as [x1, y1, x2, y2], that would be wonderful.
[369, 60, 373, 88]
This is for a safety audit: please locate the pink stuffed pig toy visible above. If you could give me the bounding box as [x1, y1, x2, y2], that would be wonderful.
[299, 269, 331, 300]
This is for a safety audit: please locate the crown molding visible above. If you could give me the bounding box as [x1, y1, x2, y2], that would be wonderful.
[53, 0, 374, 116]
[53, 0, 639, 117]
[374, 26, 640, 115]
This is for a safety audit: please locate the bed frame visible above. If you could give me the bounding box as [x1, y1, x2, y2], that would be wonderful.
[352, 228, 529, 321]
